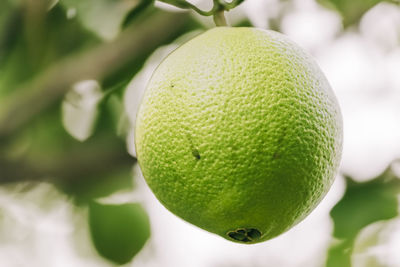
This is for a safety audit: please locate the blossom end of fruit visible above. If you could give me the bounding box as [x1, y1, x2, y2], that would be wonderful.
[227, 228, 262, 243]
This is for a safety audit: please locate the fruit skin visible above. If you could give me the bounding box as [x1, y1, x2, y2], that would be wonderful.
[135, 27, 343, 243]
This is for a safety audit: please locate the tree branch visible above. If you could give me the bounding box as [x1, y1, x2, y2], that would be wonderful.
[0, 135, 135, 183]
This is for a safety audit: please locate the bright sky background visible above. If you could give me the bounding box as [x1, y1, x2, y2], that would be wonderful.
[1, 0, 400, 266]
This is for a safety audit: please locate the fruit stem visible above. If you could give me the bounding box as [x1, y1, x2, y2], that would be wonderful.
[157, 0, 237, 27]
[213, 10, 228, 27]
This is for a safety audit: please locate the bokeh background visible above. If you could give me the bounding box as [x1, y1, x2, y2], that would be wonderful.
[1, 0, 400, 266]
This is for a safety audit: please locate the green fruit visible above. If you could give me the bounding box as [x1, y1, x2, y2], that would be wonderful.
[135, 27, 343, 244]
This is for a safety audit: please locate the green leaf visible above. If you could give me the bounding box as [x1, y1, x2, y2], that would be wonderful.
[326, 162, 400, 267]
[0, 4, 99, 97]
[60, 0, 149, 40]
[331, 171, 400, 239]
[61, 166, 134, 205]
[0, 1, 14, 33]
[89, 201, 151, 264]
[1, 104, 134, 201]
[317, 0, 396, 27]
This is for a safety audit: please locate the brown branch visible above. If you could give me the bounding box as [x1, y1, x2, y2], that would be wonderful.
[0, 136, 135, 183]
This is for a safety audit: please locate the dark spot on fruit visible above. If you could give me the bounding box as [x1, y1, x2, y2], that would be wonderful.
[237, 229, 246, 234]
[247, 228, 262, 240]
[192, 149, 201, 160]
[227, 228, 262, 243]
[228, 231, 247, 241]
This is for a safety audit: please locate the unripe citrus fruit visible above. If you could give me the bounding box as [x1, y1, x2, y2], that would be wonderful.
[135, 27, 342, 243]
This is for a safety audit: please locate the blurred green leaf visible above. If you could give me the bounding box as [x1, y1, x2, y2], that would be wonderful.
[0, 9, 194, 142]
[62, 168, 134, 204]
[122, 0, 156, 27]
[233, 18, 253, 27]
[317, 0, 398, 27]
[0, 4, 99, 97]
[327, 162, 400, 267]
[0, 1, 14, 34]
[89, 201, 150, 264]
[60, 0, 151, 40]
[1, 105, 134, 202]
[331, 176, 399, 239]
[11, 107, 85, 165]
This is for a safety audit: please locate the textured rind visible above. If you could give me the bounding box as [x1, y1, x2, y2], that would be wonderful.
[135, 27, 343, 243]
